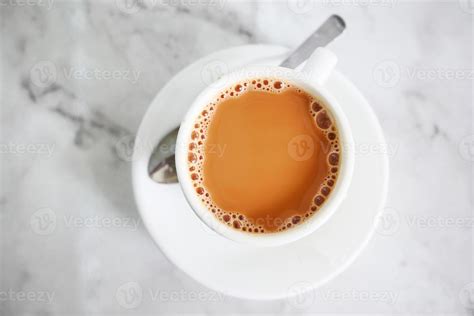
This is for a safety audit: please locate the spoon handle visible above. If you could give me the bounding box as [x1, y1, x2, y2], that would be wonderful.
[279, 15, 345, 69]
[148, 15, 346, 183]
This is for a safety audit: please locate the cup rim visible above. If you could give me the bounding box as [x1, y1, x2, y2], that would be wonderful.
[175, 65, 355, 247]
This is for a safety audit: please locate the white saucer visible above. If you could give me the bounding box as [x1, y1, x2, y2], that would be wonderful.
[132, 45, 389, 300]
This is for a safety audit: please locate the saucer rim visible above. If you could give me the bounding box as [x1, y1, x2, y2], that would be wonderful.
[132, 44, 389, 300]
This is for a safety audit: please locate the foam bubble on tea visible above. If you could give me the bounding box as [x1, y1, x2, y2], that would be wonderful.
[187, 78, 341, 233]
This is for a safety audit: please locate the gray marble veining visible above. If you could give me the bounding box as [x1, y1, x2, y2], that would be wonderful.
[1, 0, 472, 315]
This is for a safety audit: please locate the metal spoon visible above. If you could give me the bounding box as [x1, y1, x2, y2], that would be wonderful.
[148, 126, 180, 183]
[148, 15, 346, 183]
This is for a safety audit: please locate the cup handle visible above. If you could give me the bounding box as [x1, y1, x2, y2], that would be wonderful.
[301, 47, 338, 86]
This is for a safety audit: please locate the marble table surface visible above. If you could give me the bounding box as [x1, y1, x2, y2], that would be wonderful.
[1, 0, 472, 315]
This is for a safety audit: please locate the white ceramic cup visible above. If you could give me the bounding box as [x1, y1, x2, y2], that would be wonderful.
[176, 47, 354, 247]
